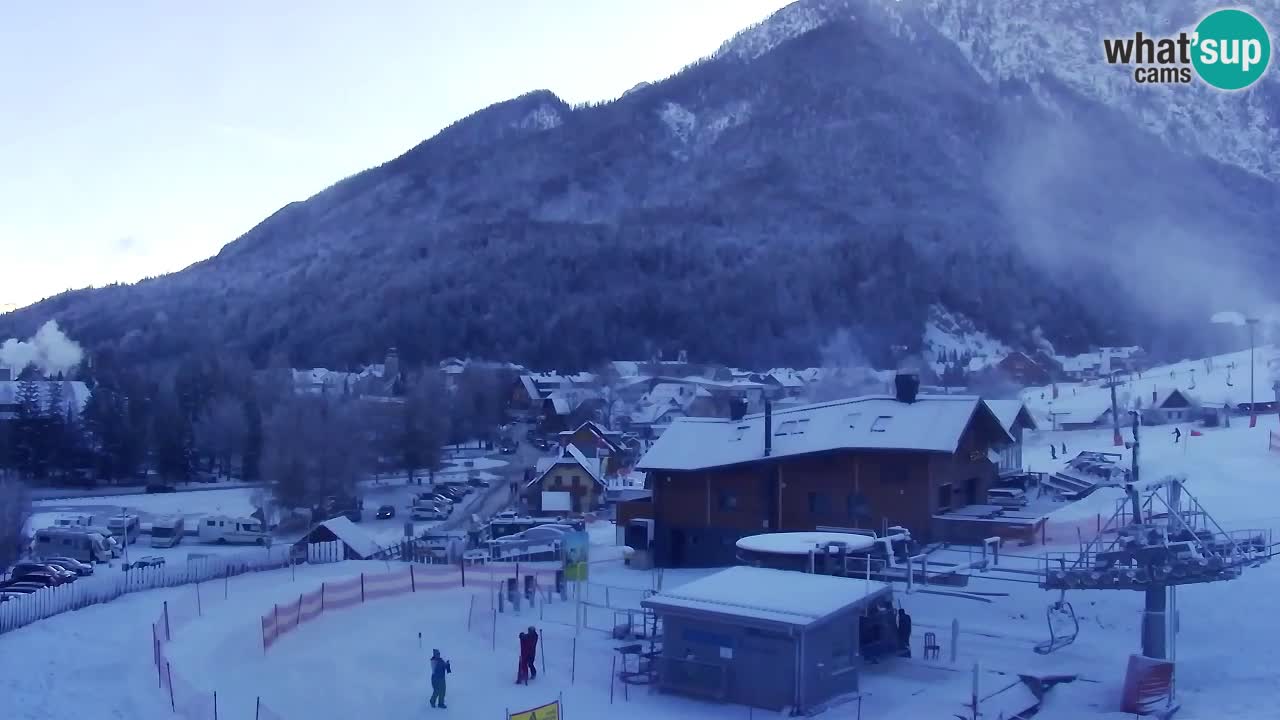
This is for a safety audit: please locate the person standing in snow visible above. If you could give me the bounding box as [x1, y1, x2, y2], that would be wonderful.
[429, 649, 451, 709]
[517, 627, 539, 684]
[1050, 445, 1057, 460]
[1173, 427, 1181, 444]
[1061, 442, 1067, 456]
[897, 608, 913, 657]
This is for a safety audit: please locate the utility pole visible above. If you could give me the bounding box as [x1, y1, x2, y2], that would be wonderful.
[1247, 317, 1260, 428]
[1109, 372, 1122, 447]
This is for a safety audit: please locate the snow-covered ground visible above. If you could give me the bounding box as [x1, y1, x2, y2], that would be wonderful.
[32, 487, 259, 522]
[4, 417, 1278, 719]
[1022, 344, 1280, 428]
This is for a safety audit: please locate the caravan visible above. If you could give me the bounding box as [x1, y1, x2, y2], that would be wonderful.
[198, 515, 270, 545]
[150, 515, 185, 548]
[33, 528, 114, 564]
[107, 513, 141, 546]
[54, 513, 94, 529]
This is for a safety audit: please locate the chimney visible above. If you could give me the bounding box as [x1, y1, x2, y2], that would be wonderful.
[385, 347, 400, 380]
[763, 400, 773, 457]
[729, 397, 748, 421]
[894, 373, 920, 404]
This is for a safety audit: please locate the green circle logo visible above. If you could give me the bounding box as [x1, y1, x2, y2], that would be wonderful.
[1192, 9, 1271, 90]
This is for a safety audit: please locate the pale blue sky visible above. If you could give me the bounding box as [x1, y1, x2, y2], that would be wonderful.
[0, 1, 788, 310]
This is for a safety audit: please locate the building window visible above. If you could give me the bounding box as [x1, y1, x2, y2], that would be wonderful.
[794, 418, 810, 434]
[846, 493, 868, 520]
[731, 425, 749, 441]
[871, 415, 892, 432]
[775, 420, 796, 436]
[844, 412, 861, 428]
[937, 483, 953, 512]
[718, 491, 738, 511]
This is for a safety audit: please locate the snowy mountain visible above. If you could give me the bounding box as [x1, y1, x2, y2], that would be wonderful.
[723, 0, 1280, 180]
[2, 0, 1278, 370]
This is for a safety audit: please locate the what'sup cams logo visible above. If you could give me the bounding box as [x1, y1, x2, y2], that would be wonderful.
[1103, 8, 1271, 90]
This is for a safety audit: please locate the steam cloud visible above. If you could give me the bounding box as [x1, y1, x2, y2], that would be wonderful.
[0, 321, 84, 377]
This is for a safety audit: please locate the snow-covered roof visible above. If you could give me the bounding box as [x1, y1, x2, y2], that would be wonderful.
[642, 566, 890, 627]
[631, 402, 685, 426]
[611, 361, 640, 377]
[311, 516, 381, 559]
[638, 394, 1009, 472]
[529, 444, 604, 488]
[519, 375, 541, 401]
[767, 369, 805, 387]
[1153, 388, 1198, 409]
[1058, 353, 1102, 372]
[985, 400, 1038, 433]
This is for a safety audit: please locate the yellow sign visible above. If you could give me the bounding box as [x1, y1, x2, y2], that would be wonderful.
[508, 699, 560, 720]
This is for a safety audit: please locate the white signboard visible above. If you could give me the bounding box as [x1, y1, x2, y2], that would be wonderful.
[542, 491, 572, 512]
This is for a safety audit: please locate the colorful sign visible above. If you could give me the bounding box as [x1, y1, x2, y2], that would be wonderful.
[561, 528, 590, 582]
[508, 699, 560, 720]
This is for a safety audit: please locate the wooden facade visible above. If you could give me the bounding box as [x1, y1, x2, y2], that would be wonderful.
[649, 420, 1004, 567]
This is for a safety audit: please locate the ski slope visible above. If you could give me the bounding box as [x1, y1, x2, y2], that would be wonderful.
[1, 422, 1278, 719]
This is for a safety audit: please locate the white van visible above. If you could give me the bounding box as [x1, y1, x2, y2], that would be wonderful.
[54, 513, 94, 528]
[150, 515, 185, 548]
[33, 528, 113, 564]
[107, 513, 142, 545]
[198, 515, 270, 545]
[84, 525, 123, 557]
[987, 487, 1029, 509]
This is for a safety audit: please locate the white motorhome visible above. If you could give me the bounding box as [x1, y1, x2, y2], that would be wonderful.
[85, 525, 123, 557]
[33, 528, 113, 564]
[107, 513, 141, 545]
[54, 513, 94, 529]
[198, 515, 270, 545]
[150, 515, 185, 548]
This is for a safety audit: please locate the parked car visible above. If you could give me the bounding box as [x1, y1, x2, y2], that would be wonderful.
[128, 556, 166, 570]
[500, 441, 518, 455]
[9, 572, 62, 588]
[375, 505, 396, 520]
[0, 583, 44, 595]
[466, 477, 491, 488]
[10, 562, 76, 583]
[411, 506, 449, 521]
[146, 483, 176, 494]
[431, 493, 456, 506]
[41, 557, 94, 576]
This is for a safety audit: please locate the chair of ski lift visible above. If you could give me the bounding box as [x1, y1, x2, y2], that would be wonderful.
[923, 632, 940, 661]
[1034, 597, 1080, 655]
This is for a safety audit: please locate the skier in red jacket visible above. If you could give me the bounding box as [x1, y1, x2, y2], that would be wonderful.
[517, 627, 539, 684]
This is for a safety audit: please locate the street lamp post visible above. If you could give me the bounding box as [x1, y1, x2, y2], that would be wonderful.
[1248, 317, 1260, 428]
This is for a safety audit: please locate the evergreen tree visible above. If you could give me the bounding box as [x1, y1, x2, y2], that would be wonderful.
[12, 378, 46, 479]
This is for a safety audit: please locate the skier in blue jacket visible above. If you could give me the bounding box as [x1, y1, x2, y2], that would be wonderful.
[430, 649, 452, 709]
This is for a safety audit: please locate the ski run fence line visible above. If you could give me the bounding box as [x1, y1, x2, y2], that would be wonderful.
[150, 559, 560, 719]
[0, 545, 293, 636]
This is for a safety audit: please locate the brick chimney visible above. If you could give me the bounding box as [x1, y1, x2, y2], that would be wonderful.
[894, 373, 920, 404]
[763, 401, 773, 457]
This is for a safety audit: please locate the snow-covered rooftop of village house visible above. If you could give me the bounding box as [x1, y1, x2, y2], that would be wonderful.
[310, 517, 382, 559]
[985, 399, 1037, 433]
[736, 532, 876, 556]
[642, 566, 890, 627]
[637, 394, 1009, 471]
[530, 444, 604, 487]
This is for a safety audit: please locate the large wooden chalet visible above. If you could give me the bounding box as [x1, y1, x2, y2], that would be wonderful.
[636, 374, 1014, 567]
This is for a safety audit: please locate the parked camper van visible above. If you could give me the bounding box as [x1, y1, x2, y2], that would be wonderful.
[198, 515, 270, 545]
[54, 513, 94, 529]
[85, 525, 123, 557]
[107, 513, 141, 546]
[33, 528, 113, 564]
[150, 515, 185, 548]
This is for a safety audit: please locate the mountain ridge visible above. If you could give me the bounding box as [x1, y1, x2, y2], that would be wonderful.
[3, 0, 1277, 371]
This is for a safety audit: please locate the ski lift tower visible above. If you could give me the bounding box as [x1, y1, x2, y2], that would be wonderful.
[1040, 412, 1274, 663]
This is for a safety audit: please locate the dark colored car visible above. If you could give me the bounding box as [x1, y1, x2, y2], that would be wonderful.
[376, 505, 396, 519]
[146, 483, 176, 494]
[9, 572, 62, 588]
[500, 441, 518, 455]
[127, 556, 166, 570]
[10, 562, 76, 583]
[0, 583, 43, 595]
[466, 477, 491, 488]
[41, 557, 94, 576]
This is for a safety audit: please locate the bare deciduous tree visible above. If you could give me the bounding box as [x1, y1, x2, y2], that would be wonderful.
[0, 479, 31, 570]
[193, 395, 249, 480]
[261, 395, 370, 511]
